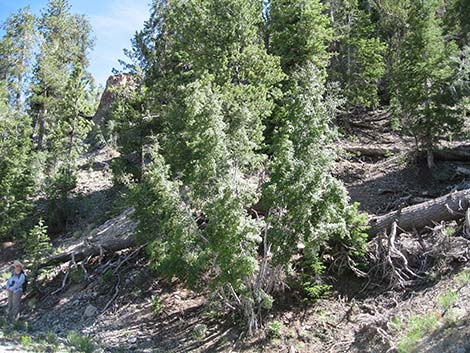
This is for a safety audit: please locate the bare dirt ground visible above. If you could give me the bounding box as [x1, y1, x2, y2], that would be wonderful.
[1, 112, 469, 352]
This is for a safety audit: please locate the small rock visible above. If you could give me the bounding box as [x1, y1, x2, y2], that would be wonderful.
[84, 304, 98, 317]
[128, 337, 137, 344]
[289, 346, 297, 353]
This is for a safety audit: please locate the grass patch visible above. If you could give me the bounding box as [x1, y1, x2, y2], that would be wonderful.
[437, 290, 458, 311]
[20, 335, 32, 348]
[67, 331, 95, 353]
[101, 269, 114, 285]
[397, 313, 440, 353]
[455, 268, 470, 286]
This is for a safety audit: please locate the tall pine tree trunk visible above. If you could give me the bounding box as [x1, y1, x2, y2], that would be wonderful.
[424, 72, 435, 169]
[37, 108, 46, 151]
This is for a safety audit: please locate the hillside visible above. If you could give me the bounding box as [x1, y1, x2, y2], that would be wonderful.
[1, 104, 469, 352]
[1, 1, 470, 352]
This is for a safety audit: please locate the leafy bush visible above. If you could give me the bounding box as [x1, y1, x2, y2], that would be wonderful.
[20, 335, 32, 347]
[152, 295, 163, 316]
[67, 331, 94, 353]
[101, 270, 114, 285]
[266, 321, 282, 339]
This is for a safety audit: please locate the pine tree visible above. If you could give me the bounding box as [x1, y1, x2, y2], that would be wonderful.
[24, 0, 95, 232]
[44, 65, 93, 232]
[25, 218, 52, 267]
[393, 0, 463, 168]
[444, 0, 470, 46]
[266, 0, 368, 298]
[264, 64, 350, 265]
[30, 0, 94, 151]
[132, 0, 284, 333]
[329, 0, 386, 109]
[0, 7, 36, 113]
[0, 11, 36, 240]
[0, 83, 34, 240]
[369, 0, 410, 105]
[268, 0, 333, 74]
[49, 65, 93, 172]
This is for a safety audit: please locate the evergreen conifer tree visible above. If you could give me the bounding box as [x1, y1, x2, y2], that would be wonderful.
[393, 0, 463, 168]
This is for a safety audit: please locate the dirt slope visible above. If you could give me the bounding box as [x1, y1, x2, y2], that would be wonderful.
[1, 110, 470, 352]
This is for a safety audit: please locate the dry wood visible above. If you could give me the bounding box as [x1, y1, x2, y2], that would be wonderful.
[344, 145, 405, 158]
[368, 188, 470, 236]
[38, 234, 136, 269]
[434, 147, 470, 161]
[39, 209, 137, 269]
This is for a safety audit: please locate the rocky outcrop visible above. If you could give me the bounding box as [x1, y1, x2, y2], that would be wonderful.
[93, 74, 136, 130]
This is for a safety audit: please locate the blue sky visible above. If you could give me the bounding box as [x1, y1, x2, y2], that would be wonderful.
[0, 0, 151, 86]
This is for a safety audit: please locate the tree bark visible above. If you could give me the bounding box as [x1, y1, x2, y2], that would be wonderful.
[368, 188, 470, 236]
[38, 234, 136, 269]
[38, 209, 137, 269]
[344, 145, 405, 158]
[344, 144, 470, 161]
[433, 148, 470, 161]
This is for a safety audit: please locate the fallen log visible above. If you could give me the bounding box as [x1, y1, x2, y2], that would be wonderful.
[368, 188, 470, 236]
[38, 235, 136, 269]
[39, 209, 137, 269]
[345, 144, 470, 161]
[344, 145, 406, 158]
[434, 147, 470, 162]
[38, 188, 470, 268]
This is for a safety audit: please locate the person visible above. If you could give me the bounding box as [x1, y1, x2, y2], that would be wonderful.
[5, 260, 25, 320]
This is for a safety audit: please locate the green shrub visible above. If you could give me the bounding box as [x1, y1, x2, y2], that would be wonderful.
[302, 260, 332, 301]
[192, 323, 208, 341]
[67, 331, 94, 353]
[266, 321, 282, 339]
[13, 320, 29, 332]
[101, 270, 114, 285]
[44, 330, 57, 345]
[20, 335, 32, 347]
[25, 218, 52, 267]
[45, 166, 77, 234]
[389, 316, 403, 331]
[69, 268, 85, 284]
[152, 295, 163, 316]
[455, 269, 470, 286]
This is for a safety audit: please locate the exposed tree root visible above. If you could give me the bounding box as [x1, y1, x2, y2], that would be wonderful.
[365, 219, 470, 290]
